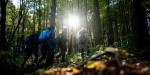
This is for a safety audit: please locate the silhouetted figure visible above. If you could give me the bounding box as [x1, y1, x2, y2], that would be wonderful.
[56, 28, 67, 62]
[78, 27, 89, 60]
[37, 26, 56, 67]
[22, 32, 39, 67]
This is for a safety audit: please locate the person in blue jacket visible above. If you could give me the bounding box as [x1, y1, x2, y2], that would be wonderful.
[37, 25, 56, 66]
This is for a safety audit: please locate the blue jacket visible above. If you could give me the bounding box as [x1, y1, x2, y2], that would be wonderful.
[38, 27, 56, 49]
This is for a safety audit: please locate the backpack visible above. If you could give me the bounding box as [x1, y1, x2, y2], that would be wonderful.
[57, 32, 67, 46]
[39, 28, 56, 49]
[79, 30, 88, 44]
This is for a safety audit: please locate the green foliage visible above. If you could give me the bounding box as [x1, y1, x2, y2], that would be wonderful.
[88, 45, 105, 57]
[0, 50, 23, 67]
[0, 50, 23, 74]
[66, 52, 82, 64]
[114, 36, 129, 49]
[130, 47, 150, 58]
[65, 45, 105, 65]
[114, 34, 137, 49]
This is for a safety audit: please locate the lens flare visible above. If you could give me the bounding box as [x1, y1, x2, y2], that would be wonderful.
[67, 15, 80, 29]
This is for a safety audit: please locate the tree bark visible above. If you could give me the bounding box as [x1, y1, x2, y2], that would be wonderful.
[93, 0, 102, 45]
[132, 0, 150, 47]
[38, 0, 41, 30]
[0, 0, 8, 50]
[50, 0, 57, 27]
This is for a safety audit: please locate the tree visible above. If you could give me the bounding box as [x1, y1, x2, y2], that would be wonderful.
[132, 0, 150, 48]
[50, 0, 57, 27]
[0, 0, 8, 50]
[93, 0, 102, 45]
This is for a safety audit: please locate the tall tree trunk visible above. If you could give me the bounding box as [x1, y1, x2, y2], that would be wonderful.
[133, 0, 150, 48]
[83, 0, 87, 27]
[93, 0, 102, 45]
[38, 0, 41, 30]
[105, 0, 114, 46]
[21, 16, 25, 52]
[50, 0, 57, 27]
[33, 0, 36, 32]
[0, 0, 8, 50]
[21, 0, 25, 51]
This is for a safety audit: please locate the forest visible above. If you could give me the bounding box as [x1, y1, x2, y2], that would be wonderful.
[0, 0, 150, 75]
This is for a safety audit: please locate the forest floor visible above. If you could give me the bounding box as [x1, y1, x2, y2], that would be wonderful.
[1, 48, 150, 75]
[21, 56, 150, 75]
[1, 56, 150, 75]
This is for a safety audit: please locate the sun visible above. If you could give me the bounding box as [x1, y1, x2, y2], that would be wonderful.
[67, 14, 80, 29]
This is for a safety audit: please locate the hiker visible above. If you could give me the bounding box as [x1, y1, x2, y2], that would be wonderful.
[37, 25, 56, 66]
[56, 28, 68, 62]
[22, 32, 39, 67]
[77, 27, 89, 60]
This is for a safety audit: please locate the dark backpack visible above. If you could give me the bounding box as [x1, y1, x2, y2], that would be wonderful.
[79, 30, 88, 44]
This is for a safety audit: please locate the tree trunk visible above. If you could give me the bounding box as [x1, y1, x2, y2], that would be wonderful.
[132, 0, 150, 48]
[50, 0, 57, 27]
[93, 0, 102, 45]
[38, 0, 41, 30]
[0, 0, 8, 50]
[33, 0, 36, 32]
